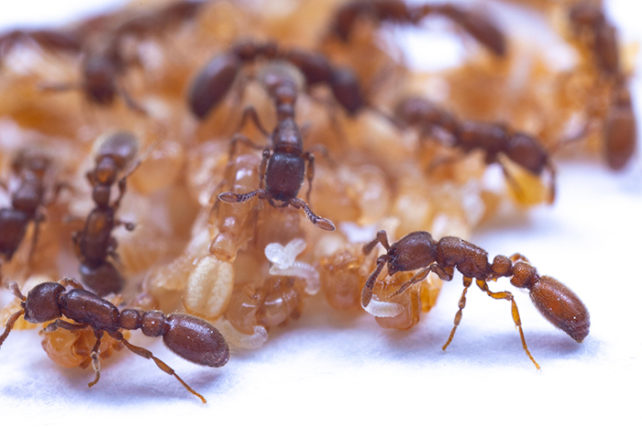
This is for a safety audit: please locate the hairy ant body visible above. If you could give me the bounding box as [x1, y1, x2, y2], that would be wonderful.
[327, 0, 507, 57]
[73, 132, 139, 296]
[568, 1, 636, 170]
[362, 230, 590, 368]
[0, 279, 229, 403]
[0, 151, 55, 276]
[188, 39, 369, 120]
[395, 96, 557, 201]
[217, 64, 335, 232]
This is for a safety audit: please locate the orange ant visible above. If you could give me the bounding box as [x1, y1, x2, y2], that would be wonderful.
[72, 132, 139, 296]
[568, 1, 636, 170]
[0, 279, 229, 403]
[394, 96, 557, 202]
[326, 0, 507, 57]
[362, 230, 590, 369]
[217, 63, 336, 232]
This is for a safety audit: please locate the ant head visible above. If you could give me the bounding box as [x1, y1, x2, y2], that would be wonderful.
[22, 282, 65, 323]
[11, 150, 50, 177]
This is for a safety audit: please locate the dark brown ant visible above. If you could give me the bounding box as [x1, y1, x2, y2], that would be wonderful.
[72, 132, 139, 296]
[39, 1, 206, 113]
[188, 39, 372, 121]
[362, 230, 590, 369]
[326, 0, 507, 57]
[568, 1, 636, 170]
[394, 96, 557, 202]
[0, 279, 229, 403]
[217, 64, 336, 232]
[0, 151, 57, 277]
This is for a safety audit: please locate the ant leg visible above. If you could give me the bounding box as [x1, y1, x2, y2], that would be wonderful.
[476, 279, 540, 369]
[361, 255, 388, 307]
[60, 277, 84, 289]
[546, 160, 557, 204]
[228, 133, 266, 160]
[309, 93, 348, 145]
[392, 263, 445, 297]
[113, 160, 141, 210]
[0, 309, 24, 347]
[237, 105, 270, 137]
[289, 197, 335, 231]
[259, 149, 270, 189]
[26, 212, 45, 268]
[43, 319, 86, 333]
[303, 152, 315, 202]
[115, 219, 136, 231]
[363, 230, 391, 255]
[88, 331, 103, 387]
[442, 276, 473, 351]
[218, 189, 266, 204]
[117, 84, 148, 116]
[109, 331, 206, 403]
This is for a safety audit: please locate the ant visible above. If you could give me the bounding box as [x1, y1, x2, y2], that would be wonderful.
[39, 1, 206, 113]
[0, 279, 229, 403]
[568, 1, 636, 170]
[394, 96, 557, 202]
[326, 0, 507, 57]
[362, 230, 590, 369]
[72, 132, 139, 296]
[217, 63, 336, 232]
[188, 39, 375, 121]
[0, 150, 58, 278]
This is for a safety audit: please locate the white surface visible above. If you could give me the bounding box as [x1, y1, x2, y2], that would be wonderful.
[0, 0, 641, 426]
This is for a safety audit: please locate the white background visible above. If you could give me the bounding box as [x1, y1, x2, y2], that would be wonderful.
[0, 0, 640, 426]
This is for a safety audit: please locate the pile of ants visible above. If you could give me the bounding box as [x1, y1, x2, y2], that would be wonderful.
[1, 0, 633, 403]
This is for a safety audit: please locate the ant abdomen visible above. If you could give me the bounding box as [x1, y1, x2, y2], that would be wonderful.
[79, 261, 124, 297]
[188, 52, 241, 119]
[529, 276, 590, 343]
[163, 314, 230, 368]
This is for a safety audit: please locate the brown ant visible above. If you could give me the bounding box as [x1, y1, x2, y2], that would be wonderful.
[568, 1, 636, 170]
[72, 132, 139, 296]
[394, 96, 557, 202]
[188, 39, 375, 121]
[38, 1, 206, 113]
[0, 279, 229, 403]
[0, 151, 58, 278]
[326, 0, 507, 57]
[362, 230, 590, 369]
[217, 64, 336, 232]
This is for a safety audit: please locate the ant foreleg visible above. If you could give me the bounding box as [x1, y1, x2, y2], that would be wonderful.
[475, 279, 540, 369]
[361, 255, 388, 308]
[43, 319, 86, 333]
[218, 188, 266, 204]
[88, 331, 103, 387]
[442, 276, 472, 351]
[289, 197, 335, 231]
[363, 229, 391, 255]
[391, 262, 451, 297]
[110, 331, 206, 403]
[115, 219, 136, 231]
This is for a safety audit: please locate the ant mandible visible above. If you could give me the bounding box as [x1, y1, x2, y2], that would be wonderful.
[362, 230, 590, 368]
[0, 150, 59, 278]
[394, 96, 557, 202]
[0, 279, 229, 403]
[326, 0, 507, 57]
[568, 1, 636, 170]
[72, 132, 139, 296]
[188, 39, 374, 121]
[217, 63, 336, 232]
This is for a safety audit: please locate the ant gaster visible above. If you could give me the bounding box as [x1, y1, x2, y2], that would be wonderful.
[217, 64, 335, 232]
[188, 40, 369, 120]
[72, 132, 139, 296]
[327, 0, 507, 57]
[568, 1, 636, 170]
[0, 279, 229, 403]
[0, 151, 56, 277]
[362, 230, 590, 368]
[395, 96, 557, 202]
